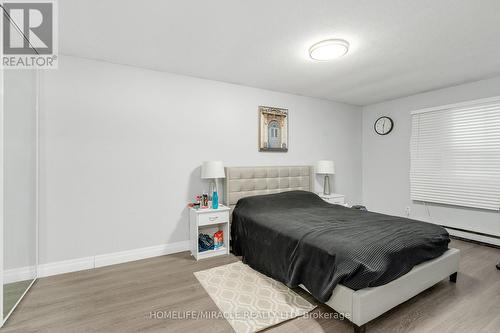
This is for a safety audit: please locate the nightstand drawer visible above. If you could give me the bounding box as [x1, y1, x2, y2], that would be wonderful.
[198, 211, 229, 226]
[330, 197, 345, 204]
[317, 193, 345, 205]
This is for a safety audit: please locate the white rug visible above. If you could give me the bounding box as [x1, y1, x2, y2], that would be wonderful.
[194, 261, 316, 333]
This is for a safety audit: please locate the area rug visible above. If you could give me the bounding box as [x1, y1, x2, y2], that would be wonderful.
[194, 261, 316, 333]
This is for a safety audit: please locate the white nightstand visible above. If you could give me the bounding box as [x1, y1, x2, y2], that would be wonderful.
[317, 193, 345, 205]
[189, 205, 230, 260]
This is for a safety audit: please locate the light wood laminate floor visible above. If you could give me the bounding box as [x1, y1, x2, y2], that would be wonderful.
[2, 239, 499, 333]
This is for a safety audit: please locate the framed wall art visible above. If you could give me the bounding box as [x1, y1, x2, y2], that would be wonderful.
[258, 106, 288, 152]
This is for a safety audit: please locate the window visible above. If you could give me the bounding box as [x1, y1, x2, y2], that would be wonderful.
[410, 96, 500, 211]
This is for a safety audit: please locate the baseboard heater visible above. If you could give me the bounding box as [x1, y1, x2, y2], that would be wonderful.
[444, 226, 500, 248]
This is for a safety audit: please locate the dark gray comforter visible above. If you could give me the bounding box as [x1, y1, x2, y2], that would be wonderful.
[231, 191, 450, 302]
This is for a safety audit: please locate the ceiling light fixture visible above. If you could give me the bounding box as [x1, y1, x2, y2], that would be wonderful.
[309, 39, 349, 61]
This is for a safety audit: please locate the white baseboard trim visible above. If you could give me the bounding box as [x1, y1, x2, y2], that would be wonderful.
[446, 228, 500, 247]
[94, 241, 190, 268]
[38, 256, 94, 278]
[4, 265, 37, 284]
[38, 240, 190, 278]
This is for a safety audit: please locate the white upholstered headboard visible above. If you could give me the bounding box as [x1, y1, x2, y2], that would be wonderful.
[223, 165, 314, 210]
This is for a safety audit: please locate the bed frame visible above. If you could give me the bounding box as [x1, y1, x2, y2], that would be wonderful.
[223, 165, 460, 333]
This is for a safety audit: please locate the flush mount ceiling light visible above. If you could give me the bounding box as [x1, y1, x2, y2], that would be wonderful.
[309, 39, 349, 61]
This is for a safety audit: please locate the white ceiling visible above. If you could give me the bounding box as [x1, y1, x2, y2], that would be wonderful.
[60, 0, 500, 106]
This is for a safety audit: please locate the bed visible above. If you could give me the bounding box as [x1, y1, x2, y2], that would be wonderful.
[223, 165, 460, 333]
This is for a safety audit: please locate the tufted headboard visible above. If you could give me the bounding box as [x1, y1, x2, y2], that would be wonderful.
[223, 165, 314, 210]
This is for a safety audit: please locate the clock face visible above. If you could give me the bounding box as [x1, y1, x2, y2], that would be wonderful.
[374, 116, 394, 135]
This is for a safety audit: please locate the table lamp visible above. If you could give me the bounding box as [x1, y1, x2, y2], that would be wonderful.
[315, 160, 335, 195]
[201, 161, 225, 209]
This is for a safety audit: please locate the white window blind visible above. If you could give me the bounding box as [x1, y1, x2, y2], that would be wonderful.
[410, 97, 500, 211]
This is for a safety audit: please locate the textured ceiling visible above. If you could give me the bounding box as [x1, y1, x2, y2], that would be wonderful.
[60, 0, 500, 105]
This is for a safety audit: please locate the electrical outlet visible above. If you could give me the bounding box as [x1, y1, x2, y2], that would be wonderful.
[405, 206, 411, 217]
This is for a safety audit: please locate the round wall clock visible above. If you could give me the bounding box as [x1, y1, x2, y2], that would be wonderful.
[374, 116, 394, 135]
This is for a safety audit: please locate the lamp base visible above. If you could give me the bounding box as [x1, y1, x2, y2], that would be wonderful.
[323, 175, 331, 195]
[208, 180, 218, 201]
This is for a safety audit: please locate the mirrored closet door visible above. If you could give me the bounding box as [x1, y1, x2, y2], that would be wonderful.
[1, 68, 38, 324]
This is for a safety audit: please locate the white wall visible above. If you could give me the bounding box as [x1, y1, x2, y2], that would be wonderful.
[38, 55, 362, 265]
[362, 76, 500, 238]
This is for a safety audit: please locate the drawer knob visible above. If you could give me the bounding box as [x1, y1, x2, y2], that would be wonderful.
[209, 216, 218, 221]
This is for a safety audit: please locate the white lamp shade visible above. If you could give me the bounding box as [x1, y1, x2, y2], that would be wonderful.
[201, 161, 225, 179]
[315, 160, 335, 174]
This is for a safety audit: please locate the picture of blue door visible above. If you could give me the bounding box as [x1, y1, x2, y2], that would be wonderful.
[268, 121, 280, 148]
